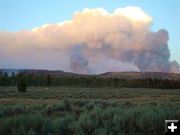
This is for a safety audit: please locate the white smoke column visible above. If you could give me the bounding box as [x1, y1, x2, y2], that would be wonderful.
[0, 6, 179, 74]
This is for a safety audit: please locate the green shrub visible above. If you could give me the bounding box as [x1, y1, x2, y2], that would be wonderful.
[85, 101, 95, 111]
[77, 112, 97, 134]
[94, 128, 108, 135]
[63, 99, 72, 111]
[0, 101, 180, 135]
[51, 114, 75, 135]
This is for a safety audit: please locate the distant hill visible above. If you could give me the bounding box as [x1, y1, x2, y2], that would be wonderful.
[0, 69, 88, 77]
[0, 69, 180, 80]
[99, 72, 180, 80]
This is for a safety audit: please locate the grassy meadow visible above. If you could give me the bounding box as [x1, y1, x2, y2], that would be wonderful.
[0, 87, 180, 135]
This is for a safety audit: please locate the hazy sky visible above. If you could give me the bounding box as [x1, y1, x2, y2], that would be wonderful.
[0, 0, 179, 72]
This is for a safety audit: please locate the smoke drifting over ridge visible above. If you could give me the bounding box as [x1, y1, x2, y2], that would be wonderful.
[0, 6, 179, 74]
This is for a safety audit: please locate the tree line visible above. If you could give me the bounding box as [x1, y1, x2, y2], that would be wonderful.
[0, 72, 180, 89]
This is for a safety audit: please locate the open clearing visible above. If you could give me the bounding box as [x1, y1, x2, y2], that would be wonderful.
[0, 87, 180, 104]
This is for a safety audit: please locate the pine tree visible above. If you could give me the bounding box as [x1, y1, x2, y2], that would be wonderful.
[17, 73, 27, 92]
[11, 72, 15, 86]
[45, 74, 52, 88]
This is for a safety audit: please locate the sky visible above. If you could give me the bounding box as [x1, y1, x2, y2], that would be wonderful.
[0, 0, 180, 72]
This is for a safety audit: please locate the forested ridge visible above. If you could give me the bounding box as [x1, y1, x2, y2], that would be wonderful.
[0, 70, 180, 89]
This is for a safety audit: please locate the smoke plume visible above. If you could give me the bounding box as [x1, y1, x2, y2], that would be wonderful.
[0, 6, 179, 74]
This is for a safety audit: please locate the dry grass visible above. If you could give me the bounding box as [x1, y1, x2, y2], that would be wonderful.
[0, 87, 179, 105]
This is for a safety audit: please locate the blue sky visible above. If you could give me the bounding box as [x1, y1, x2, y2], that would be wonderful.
[0, 0, 180, 64]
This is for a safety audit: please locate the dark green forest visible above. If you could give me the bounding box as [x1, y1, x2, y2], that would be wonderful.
[0, 72, 180, 89]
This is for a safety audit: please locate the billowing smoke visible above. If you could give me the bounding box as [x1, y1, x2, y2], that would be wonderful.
[0, 6, 179, 74]
[70, 45, 89, 74]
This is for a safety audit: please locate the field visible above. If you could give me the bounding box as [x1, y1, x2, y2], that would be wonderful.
[0, 87, 180, 135]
